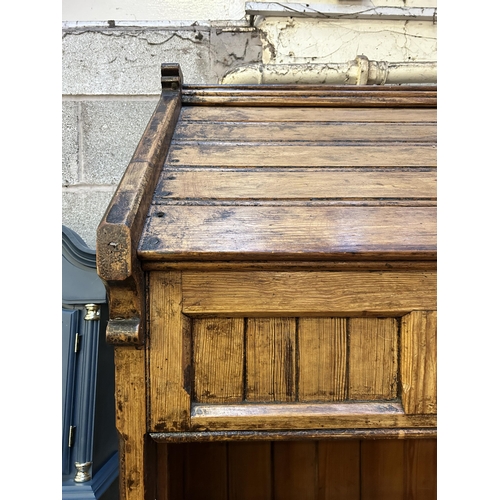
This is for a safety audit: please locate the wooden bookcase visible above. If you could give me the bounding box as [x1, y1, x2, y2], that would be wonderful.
[97, 64, 437, 500]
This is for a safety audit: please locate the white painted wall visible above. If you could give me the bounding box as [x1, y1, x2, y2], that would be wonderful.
[62, 0, 437, 22]
[62, 0, 247, 22]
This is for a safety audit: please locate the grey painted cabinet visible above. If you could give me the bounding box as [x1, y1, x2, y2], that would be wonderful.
[62, 226, 119, 500]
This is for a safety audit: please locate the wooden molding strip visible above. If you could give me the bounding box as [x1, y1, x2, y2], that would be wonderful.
[181, 85, 437, 107]
[150, 427, 437, 442]
[189, 402, 436, 431]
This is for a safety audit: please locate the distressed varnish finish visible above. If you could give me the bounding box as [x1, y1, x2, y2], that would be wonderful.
[349, 318, 398, 400]
[149, 271, 191, 432]
[401, 311, 437, 414]
[98, 76, 437, 500]
[181, 271, 437, 315]
[298, 318, 347, 401]
[246, 318, 297, 402]
[193, 318, 244, 403]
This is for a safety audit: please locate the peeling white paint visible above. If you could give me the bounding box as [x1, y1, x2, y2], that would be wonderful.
[256, 17, 436, 64]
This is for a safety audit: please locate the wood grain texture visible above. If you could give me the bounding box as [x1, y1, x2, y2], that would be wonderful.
[180, 85, 437, 107]
[181, 271, 437, 315]
[361, 440, 405, 500]
[173, 121, 436, 143]
[155, 169, 437, 201]
[349, 318, 398, 400]
[228, 442, 272, 500]
[404, 439, 437, 499]
[193, 318, 244, 403]
[183, 442, 228, 500]
[149, 271, 191, 432]
[246, 318, 297, 402]
[401, 311, 437, 414]
[97, 89, 181, 345]
[318, 441, 360, 499]
[298, 318, 347, 401]
[139, 206, 436, 261]
[151, 428, 436, 443]
[274, 441, 317, 500]
[166, 143, 436, 167]
[114, 347, 154, 500]
[190, 402, 436, 431]
[180, 106, 437, 122]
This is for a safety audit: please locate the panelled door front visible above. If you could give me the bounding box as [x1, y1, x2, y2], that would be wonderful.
[148, 270, 436, 435]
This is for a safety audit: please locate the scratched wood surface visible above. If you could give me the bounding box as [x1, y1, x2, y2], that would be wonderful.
[148, 271, 191, 432]
[401, 311, 437, 414]
[158, 438, 436, 499]
[138, 101, 436, 262]
[193, 318, 244, 403]
[246, 318, 297, 402]
[298, 318, 347, 402]
[349, 318, 398, 400]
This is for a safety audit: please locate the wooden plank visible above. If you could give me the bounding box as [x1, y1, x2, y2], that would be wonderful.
[183, 443, 228, 500]
[228, 442, 272, 500]
[190, 402, 436, 430]
[193, 318, 244, 403]
[180, 106, 436, 123]
[181, 87, 436, 107]
[164, 444, 185, 500]
[401, 311, 437, 414]
[155, 444, 168, 500]
[149, 271, 191, 432]
[173, 122, 436, 143]
[274, 442, 318, 500]
[151, 428, 437, 442]
[349, 318, 399, 400]
[166, 143, 436, 167]
[361, 440, 405, 500]
[298, 318, 347, 401]
[246, 318, 297, 402]
[114, 347, 154, 500]
[404, 439, 437, 499]
[155, 169, 437, 201]
[139, 206, 437, 261]
[181, 271, 437, 315]
[318, 441, 360, 499]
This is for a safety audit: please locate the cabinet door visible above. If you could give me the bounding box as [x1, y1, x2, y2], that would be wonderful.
[148, 271, 436, 435]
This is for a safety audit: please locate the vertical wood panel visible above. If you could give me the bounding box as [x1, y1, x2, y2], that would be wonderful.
[193, 318, 244, 403]
[164, 444, 185, 500]
[404, 439, 437, 499]
[274, 441, 318, 500]
[298, 318, 347, 401]
[149, 271, 191, 431]
[114, 347, 154, 500]
[401, 311, 437, 414]
[349, 318, 398, 400]
[155, 443, 168, 500]
[361, 440, 405, 500]
[246, 318, 296, 402]
[228, 442, 272, 500]
[184, 443, 228, 500]
[318, 441, 360, 500]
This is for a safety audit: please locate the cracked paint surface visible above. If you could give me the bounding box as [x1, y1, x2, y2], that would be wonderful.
[62, 27, 261, 93]
[256, 18, 436, 64]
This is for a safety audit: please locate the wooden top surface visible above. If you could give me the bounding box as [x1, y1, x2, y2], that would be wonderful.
[138, 88, 436, 262]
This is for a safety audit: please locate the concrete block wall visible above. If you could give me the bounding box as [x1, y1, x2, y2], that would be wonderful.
[62, 24, 261, 247]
